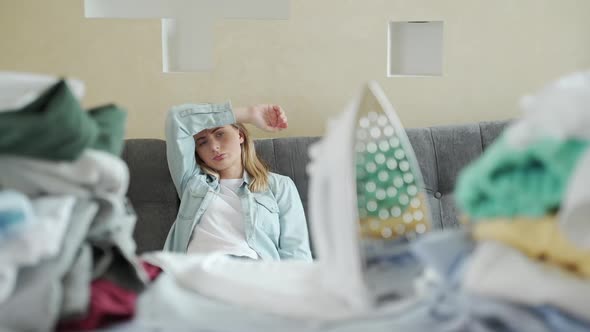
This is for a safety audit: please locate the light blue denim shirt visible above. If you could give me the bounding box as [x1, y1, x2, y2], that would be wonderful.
[163, 102, 312, 261]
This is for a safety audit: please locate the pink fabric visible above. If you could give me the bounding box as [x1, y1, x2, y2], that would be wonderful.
[142, 261, 163, 281]
[56, 261, 162, 331]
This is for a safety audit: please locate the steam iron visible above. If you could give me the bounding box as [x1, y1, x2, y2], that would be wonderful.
[354, 81, 433, 303]
[308, 81, 433, 312]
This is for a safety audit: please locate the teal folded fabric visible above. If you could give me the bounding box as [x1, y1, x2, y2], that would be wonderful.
[0, 80, 127, 160]
[455, 136, 589, 219]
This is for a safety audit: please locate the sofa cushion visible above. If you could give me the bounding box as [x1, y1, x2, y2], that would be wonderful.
[122, 139, 179, 253]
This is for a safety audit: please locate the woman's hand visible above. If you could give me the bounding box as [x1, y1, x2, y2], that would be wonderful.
[234, 104, 288, 132]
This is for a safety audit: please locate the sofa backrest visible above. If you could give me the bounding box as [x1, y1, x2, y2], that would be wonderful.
[122, 120, 509, 253]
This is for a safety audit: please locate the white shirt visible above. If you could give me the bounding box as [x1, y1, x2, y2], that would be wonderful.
[187, 178, 259, 259]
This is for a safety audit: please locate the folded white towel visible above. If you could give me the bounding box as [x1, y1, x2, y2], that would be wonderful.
[505, 70, 590, 148]
[0, 71, 84, 112]
[463, 241, 590, 322]
[0, 149, 129, 197]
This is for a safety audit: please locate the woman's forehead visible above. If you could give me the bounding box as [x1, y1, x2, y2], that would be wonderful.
[194, 125, 233, 139]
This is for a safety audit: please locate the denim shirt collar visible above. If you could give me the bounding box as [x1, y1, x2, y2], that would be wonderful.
[242, 172, 252, 186]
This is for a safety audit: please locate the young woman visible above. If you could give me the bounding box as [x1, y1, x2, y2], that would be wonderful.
[163, 101, 312, 261]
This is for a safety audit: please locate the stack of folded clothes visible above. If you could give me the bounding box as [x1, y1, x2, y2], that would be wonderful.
[0, 72, 161, 332]
[451, 70, 590, 331]
[390, 70, 590, 332]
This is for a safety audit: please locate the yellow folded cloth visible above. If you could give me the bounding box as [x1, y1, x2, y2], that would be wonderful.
[472, 215, 590, 278]
[359, 193, 430, 239]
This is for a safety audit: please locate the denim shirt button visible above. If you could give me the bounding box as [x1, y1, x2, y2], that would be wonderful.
[434, 192, 442, 199]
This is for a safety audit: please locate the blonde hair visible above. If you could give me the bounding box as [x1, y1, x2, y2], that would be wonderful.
[195, 123, 270, 192]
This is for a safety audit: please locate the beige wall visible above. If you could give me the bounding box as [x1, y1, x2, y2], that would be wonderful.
[1, 0, 589, 139]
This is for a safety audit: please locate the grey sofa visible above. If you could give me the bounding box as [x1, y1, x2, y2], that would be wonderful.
[123, 120, 509, 254]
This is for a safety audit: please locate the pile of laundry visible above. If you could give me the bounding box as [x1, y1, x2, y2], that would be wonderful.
[395, 70, 590, 332]
[0, 72, 161, 332]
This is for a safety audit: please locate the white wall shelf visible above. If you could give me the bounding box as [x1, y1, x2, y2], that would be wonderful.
[387, 21, 443, 77]
[84, 0, 290, 72]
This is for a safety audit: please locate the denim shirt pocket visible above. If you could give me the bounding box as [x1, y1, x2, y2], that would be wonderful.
[178, 181, 209, 220]
[253, 194, 280, 239]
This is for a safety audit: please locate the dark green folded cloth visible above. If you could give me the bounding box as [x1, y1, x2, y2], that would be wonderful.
[0, 80, 127, 160]
[88, 104, 127, 157]
[455, 136, 589, 219]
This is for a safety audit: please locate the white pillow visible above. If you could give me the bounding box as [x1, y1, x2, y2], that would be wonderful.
[0, 71, 85, 112]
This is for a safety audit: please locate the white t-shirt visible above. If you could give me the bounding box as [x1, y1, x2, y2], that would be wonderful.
[187, 178, 259, 259]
